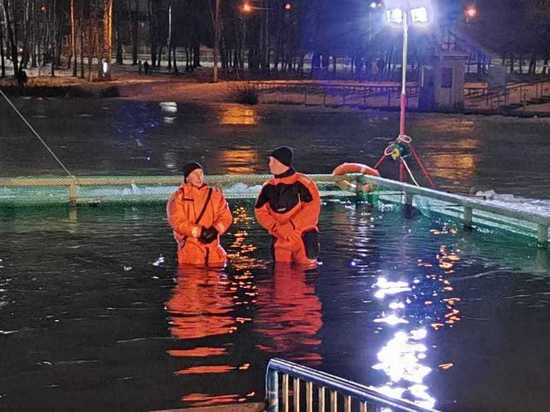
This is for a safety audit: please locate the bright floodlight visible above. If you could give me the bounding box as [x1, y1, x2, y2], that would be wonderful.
[410, 7, 429, 24]
[465, 5, 477, 19]
[369, 1, 379, 8]
[242, 2, 252, 13]
[385, 8, 404, 25]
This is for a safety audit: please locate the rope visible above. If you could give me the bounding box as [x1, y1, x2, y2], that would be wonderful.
[0, 89, 75, 178]
[401, 158, 420, 187]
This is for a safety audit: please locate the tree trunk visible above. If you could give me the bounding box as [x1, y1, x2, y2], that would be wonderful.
[50, 0, 57, 77]
[167, 3, 172, 70]
[71, 0, 78, 76]
[2, 0, 19, 76]
[212, 0, 220, 82]
[0, 18, 5, 77]
[129, 0, 138, 65]
[115, 0, 123, 64]
[103, 0, 113, 64]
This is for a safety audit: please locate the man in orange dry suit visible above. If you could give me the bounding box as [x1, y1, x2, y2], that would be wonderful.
[167, 162, 233, 267]
[255, 146, 321, 266]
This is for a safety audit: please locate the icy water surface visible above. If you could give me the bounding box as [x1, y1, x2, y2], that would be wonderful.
[1, 202, 550, 411]
[1, 99, 550, 197]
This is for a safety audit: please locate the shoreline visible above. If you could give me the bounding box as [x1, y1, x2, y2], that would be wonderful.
[2, 68, 550, 118]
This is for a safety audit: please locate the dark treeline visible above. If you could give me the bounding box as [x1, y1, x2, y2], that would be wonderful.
[1, 0, 550, 80]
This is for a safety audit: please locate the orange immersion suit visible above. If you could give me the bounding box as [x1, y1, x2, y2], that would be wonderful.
[167, 183, 232, 267]
[255, 169, 321, 265]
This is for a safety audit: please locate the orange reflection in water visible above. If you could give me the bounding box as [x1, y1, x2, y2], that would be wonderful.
[167, 347, 227, 358]
[423, 137, 480, 184]
[166, 265, 255, 407]
[182, 392, 255, 406]
[215, 148, 261, 174]
[227, 205, 268, 271]
[166, 266, 236, 340]
[254, 264, 323, 365]
[219, 106, 258, 126]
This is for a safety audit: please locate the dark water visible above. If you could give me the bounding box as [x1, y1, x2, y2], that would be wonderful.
[1, 98, 550, 197]
[1, 202, 550, 411]
[2, 100, 550, 411]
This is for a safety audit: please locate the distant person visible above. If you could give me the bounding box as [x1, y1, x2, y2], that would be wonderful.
[143, 60, 150, 75]
[167, 162, 233, 267]
[255, 146, 321, 266]
[138, 60, 143, 75]
[376, 58, 385, 79]
[16, 69, 28, 87]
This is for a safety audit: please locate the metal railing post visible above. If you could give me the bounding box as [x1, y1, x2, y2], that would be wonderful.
[294, 377, 301, 412]
[266, 369, 279, 412]
[68, 180, 78, 206]
[283, 374, 289, 412]
[538, 224, 548, 248]
[306, 382, 313, 412]
[464, 206, 473, 229]
[330, 390, 337, 412]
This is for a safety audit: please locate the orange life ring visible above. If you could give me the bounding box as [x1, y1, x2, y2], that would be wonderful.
[332, 162, 380, 192]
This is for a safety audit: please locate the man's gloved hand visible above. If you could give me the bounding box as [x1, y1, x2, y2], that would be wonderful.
[199, 226, 219, 244]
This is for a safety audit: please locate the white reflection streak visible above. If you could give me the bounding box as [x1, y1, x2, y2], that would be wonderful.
[373, 277, 411, 299]
[371, 275, 436, 408]
[373, 314, 408, 326]
[373, 329, 435, 409]
[159, 102, 178, 113]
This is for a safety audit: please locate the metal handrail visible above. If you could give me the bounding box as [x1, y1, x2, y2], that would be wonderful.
[265, 358, 439, 412]
[0, 174, 342, 187]
[0, 174, 346, 205]
[360, 174, 550, 246]
[1, 173, 548, 246]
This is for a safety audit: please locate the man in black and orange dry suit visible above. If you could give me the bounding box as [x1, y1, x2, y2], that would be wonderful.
[167, 162, 233, 267]
[255, 146, 321, 266]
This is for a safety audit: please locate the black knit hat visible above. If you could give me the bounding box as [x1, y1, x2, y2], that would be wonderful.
[182, 161, 203, 180]
[270, 146, 293, 167]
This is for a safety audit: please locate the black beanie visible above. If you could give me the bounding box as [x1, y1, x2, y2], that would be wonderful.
[270, 146, 293, 167]
[182, 161, 203, 180]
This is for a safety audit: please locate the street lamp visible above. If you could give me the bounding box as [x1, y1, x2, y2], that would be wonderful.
[464, 4, 478, 22]
[384, 0, 431, 137]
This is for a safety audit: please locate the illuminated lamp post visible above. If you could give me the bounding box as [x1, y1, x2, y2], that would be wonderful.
[464, 4, 478, 23]
[384, 0, 431, 137]
[240, 2, 292, 71]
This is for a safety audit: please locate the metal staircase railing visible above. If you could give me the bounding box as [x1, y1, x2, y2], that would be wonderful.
[265, 358, 439, 412]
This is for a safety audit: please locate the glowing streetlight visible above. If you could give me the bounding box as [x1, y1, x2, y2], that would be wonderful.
[242, 2, 253, 13]
[464, 4, 478, 21]
[284, 2, 292, 11]
[384, 0, 431, 137]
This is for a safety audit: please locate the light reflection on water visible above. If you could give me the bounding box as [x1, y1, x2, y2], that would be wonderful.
[1, 201, 550, 409]
[219, 106, 259, 126]
[3, 99, 550, 198]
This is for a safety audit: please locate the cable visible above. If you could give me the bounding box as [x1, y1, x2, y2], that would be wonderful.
[402, 158, 420, 187]
[0, 89, 75, 178]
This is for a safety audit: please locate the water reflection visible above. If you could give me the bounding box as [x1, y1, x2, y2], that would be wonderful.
[160, 102, 178, 125]
[254, 264, 323, 365]
[215, 147, 261, 174]
[166, 266, 237, 341]
[219, 106, 258, 126]
[371, 241, 463, 410]
[226, 205, 267, 271]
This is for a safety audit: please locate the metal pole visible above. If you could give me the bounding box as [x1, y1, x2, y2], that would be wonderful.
[399, 10, 409, 136]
